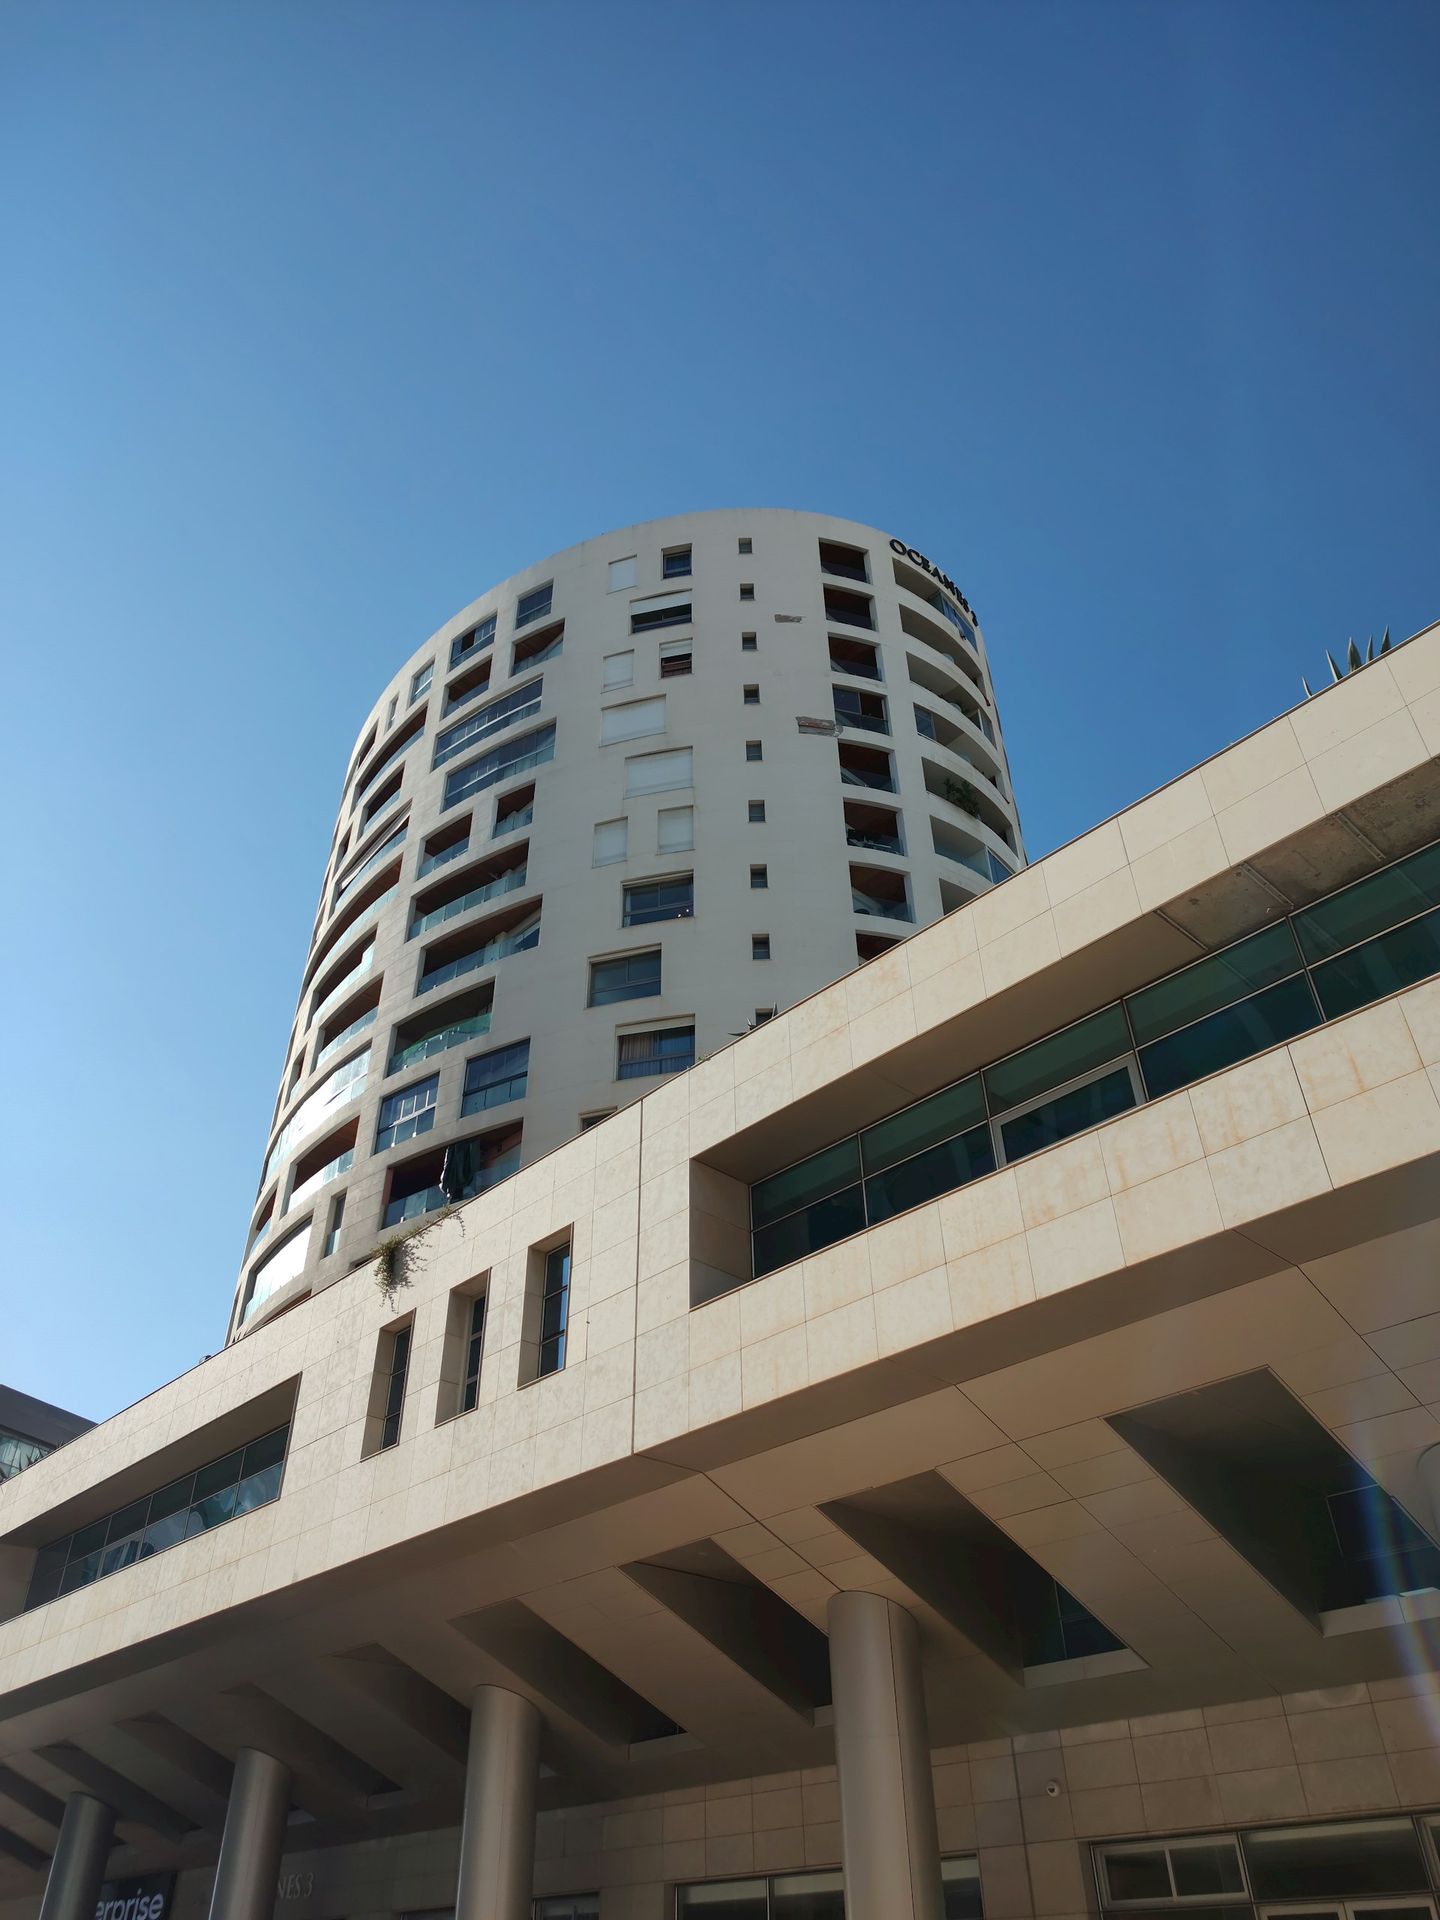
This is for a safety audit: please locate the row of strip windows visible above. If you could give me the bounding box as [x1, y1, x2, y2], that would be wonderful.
[676, 1855, 980, 1919]
[376, 1041, 531, 1151]
[25, 1426, 290, 1610]
[751, 835, 1440, 1278]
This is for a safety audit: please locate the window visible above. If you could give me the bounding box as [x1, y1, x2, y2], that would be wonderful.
[830, 633, 881, 679]
[443, 654, 493, 716]
[443, 722, 556, 809]
[537, 1242, 572, 1377]
[450, 613, 497, 669]
[376, 1324, 412, 1451]
[659, 638, 692, 677]
[1097, 1835, 1246, 1906]
[385, 694, 398, 729]
[834, 686, 888, 733]
[752, 934, 771, 960]
[461, 1039, 530, 1115]
[593, 818, 628, 867]
[741, 631, 758, 651]
[617, 1024, 695, 1080]
[493, 785, 534, 837]
[751, 865, 768, 889]
[602, 650, 634, 689]
[624, 876, 693, 926]
[322, 1193, 345, 1258]
[677, 1863, 982, 1920]
[631, 593, 692, 633]
[434, 679, 544, 768]
[375, 1075, 440, 1151]
[513, 620, 563, 672]
[738, 536, 752, 554]
[739, 582, 755, 600]
[242, 1221, 314, 1324]
[515, 583, 553, 628]
[388, 986, 493, 1073]
[743, 684, 760, 705]
[607, 556, 637, 592]
[746, 740, 763, 761]
[461, 1293, 487, 1412]
[579, 1110, 614, 1130]
[851, 863, 913, 924]
[658, 805, 694, 852]
[589, 949, 661, 1006]
[748, 800, 766, 822]
[382, 1125, 522, 1227]
[409, 662, 433, 704]
[602, 696, 666, 745]
[824, 585, 875, 629]
[662, 545, 692, 577]
[625, 746, 692, 796]
[534, 1893, 599, 1920]
[24, 1426, 291, 1610]
[266, 1048, 370, 1182]
[818, 539, 869, 582]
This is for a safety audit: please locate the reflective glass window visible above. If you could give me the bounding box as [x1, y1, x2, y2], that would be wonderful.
[1126, 923, 1304, 1046]
[865, 1123, 995, 1223]
[1138, 975, 1320, 1100]
[1242, 1820, 1427, 1899]
[589, 950, 661, 1007]
[861, 1076, 986, 1175]
[676, 1882, 768, 1920]
[751, 1139, 861, 1231]
[1294, 842, 1440, 962]
[752, 1184, 866, 1279]
[771, 1871, 845, 1919]
[984, 1004, 1131, 1115]
[999, 1063, 1137, 1164]
[1311, 905, 1440, 1020]
[942, 1857, 984, 1920]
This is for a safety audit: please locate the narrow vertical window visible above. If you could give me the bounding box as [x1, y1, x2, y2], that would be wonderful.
[538, 1243, 571, 1377]
[322, 1192, 345, 1258]
[368, 1322, 412, 1455]
[461, 1295, 487, 1412]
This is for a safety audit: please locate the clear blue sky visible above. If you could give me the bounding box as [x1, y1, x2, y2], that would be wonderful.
[2, 1, 1436, 1420]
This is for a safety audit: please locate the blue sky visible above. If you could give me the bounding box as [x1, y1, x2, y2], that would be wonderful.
[2, 1, 1436, 1419]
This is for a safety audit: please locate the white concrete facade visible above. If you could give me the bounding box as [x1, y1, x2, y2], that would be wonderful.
[233, 511, 1024, 1338]
[3, 617, 1440, 1920]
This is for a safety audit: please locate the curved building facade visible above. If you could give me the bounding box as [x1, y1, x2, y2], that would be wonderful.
[230, 509, 1025, 1336]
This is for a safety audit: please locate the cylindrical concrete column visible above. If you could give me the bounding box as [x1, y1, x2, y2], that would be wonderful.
[207, 1748, 291, 1920]
[39, 1793, 115, 1920]
[454, 1686, 542, 1920]
[828, 1590, 943, 1920]
[1418, 1443, 1440, 1536]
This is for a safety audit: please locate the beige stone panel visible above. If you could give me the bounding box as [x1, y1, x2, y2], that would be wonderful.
[867, 1205, 946, 1291]
[906, 907, 980, 983]
[1202, 715, 1306, 813]
[1054, 868, 1145, 960]
[1289, 659, 1406, 758]
[1206, 1116, 1332, 1228]
[1308, 1070, 1440, 1186]
[1215, 766, 1326, 868]
[1042, 822, 1131, 909]
[1112, 1162, 1223, 1265]
[1372, 1695, 1440, 1752]
[1139, 1775, 1223, 1828]
[1303, 1374, 1417, 1428]
[1027, 1839, 1089, 1917]
[1100, 1096, 1204, 1193]
[1304, 1217, 1440, 1332]
[949, 1232, 1036, 1325]
[633, 1375, 688, 1451]
[874, 1266, 954, 1356]
[1027, 1198, 1125, 1298]
[980, 911, 1063, 997]
[689, 1087, 739, 1154]
[848, 988, 919, 1069]
[1309, 709, 1430, 813]
[733, 1055, 796, 1133]
[635, 1262, 688, 1333]
[939, 1168, 1026, 1261]
[1069, 1783, 1145, 1836]
[789, 1024, 854, 1102]
[1371, 1308, 1440, 1368]
[806, 1297, 879, 1384]
[1003, 1501, 1106, 1548]
[1063, 1739, 1137, 1791]
[1400, 978, 1440, 1066]
[1334, 1403, 1440, 1466]
[1397, 1355, 1440, 1402]
[688, 1292, 742, 1368]
[688, 1351, 743, 1426]
[1132, 1728, 1214, 1782]
[977, 1845, 1034, 1920]
[969, 864, 1052, 947]
[1409, 682, 1440, 754]
[1026, 1419, 1130, 1469]
[1015, 1135, 1111, 1230]
[1131, 817, 1230, 916]
[1291, 1001, 1423, 1111]
[1389, 624, 1440, 701]
[1299, 1755, 1398, 1814]
[802, 1234, 873, 1317]
[941, 1443, 1036, 1491]
[739, 1267, 806, 1346]
[1217, 1767, 1308, 1822]
[741, 1326, 809, 1407]
[1050, 1448, 1156, 1498]
[912, 953, 989, 1033]
[1189, 1049, 1310, 1154]
[969, 1471, 1069, 1520]
[1119, 772, 1215, 864]
[843, 941, 912, 1020]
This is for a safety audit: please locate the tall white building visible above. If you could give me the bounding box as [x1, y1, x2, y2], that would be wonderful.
[232, 510, 1024, 1336]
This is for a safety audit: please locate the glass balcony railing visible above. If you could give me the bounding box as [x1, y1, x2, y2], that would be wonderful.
[388, 1012, 492, 1075]
[308, 941, 376, 1031]
[315, 1005, 378, 1070]
[846, 828, 904, 856]
[287, 1147, 354, 1214]
[851, 890, 914, 922]
[750, 832, 1440, 1282]
[382, 1147, 522, 1229]
[493, 805, 533, 839]
[332, 824, 406, 912]
[417, 837, 470, 879]
[838, 765, 896, 792]
[418, 921, 540, 995]
[408, 865, 527, 939]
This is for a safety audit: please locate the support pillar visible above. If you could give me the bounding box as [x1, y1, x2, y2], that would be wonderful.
[454, 1686, 541, 1920]
[828, 1590, 943, 1920]
[39, 1793, 115, 1920]
[207, 1749, 291, 1920]
[1419, 1444, 1440, 1537]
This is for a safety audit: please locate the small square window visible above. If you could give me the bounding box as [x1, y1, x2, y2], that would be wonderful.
[750, 865, 768, 889]
[739, 583, 755, 600]
[745, 740, 762, 761]
[662, 545, 692, 578]
[752, 934, 771, 960]
[738, 537, 752, 555]
[741, 632, 758, 651]
[753, 1006, 775, 1024]
[659, 639, 692, 677]
[748, 800, 766, 823]
[743, 685, 759, 705]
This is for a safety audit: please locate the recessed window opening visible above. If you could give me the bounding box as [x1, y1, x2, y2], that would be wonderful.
[589, 949, 661, 1006]
[537, 1242, 571, 1377]
[372, 1322, 412, 1453]
[450, 613, 497, 670]
[617, 1024, 695, 1081]
[750, 865, 768, 889]
[823, 585, 875, 630]
[818, 539, 870, 582]
[515, 582, 553, 628]
[659, 638, 692, 677]
[741, 631, 758, 651]
[623, 876, 693, 926]
[409, 661, 433, 704]
[442, 654, 493, 716]
[752, 934, 771, 960]
[631, 597, 691, 634]
[461, 1038, 530, 1115]
[662, 545, 692, 577]
[739, 582, 755, 600]
[748, 800, 766, 822]
[375, 1074, 440, 1152]
[512, 618, 564, 671]
[738, 536, 752, 554]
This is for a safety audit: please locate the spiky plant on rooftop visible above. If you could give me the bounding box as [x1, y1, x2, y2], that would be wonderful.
[1303, 629, 1391, 698]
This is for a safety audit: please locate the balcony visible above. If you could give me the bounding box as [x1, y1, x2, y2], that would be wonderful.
[829, 634, 881, 680]
[837, 742, 895, 792]
[850, 864, 913, 923]
[843, 800, 904, 857]
[388, 985, 495, 1074]
[823, 586, 875, 632]
[834, 688, 888, 735]
[923, 758, 1016, 850]
[914, 705, 1007, 799]
[408, 856, 528, 940]
[819, 539, 869, 582]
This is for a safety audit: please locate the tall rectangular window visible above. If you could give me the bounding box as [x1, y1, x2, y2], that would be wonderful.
[322, 1193, 345, 1258]
[626, 747, 692, 796]
[746, 740, 762, 761]
[741, 632, 757, 651]
[589, 949, 661, 1006]
[450, 613, 497, 670]
[662, 545, 692, 577]
[515, 583, 553, 628]
[538, 1243, 571, 1377]
[409, 662, 433, 703]
[607, 556, 637, 592]
[378, 1323, 411, 1452]
[748, 800, 766, 822]
[375, 1074, 439, 1151]
[657, 805, 694, 852]
[601, 697, 666, 745]
[624, 876, 693, 926]
[617, 1025, 695, 1080]
[460, 1294, 487, 1412]
[461, 1039, 530, 1114]
[593, 818, 628, 866]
